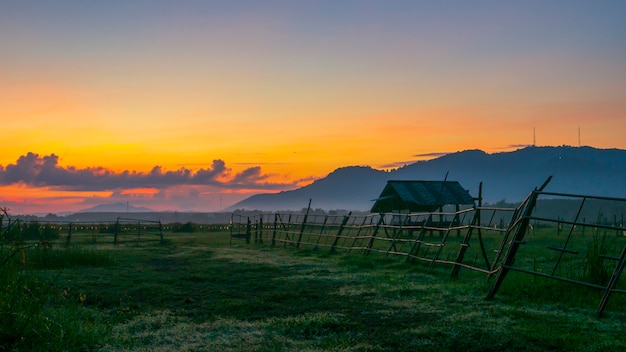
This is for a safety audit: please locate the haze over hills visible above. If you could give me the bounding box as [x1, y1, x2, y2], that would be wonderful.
[77, 202, 154, 213]
[227, 146, 626, 212]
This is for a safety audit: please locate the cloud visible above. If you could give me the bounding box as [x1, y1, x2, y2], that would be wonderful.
[376, 152, 449, 170]
[0, 152, 297, 191]
[413, 152, 449, 158]
[497, 144, 533, 150]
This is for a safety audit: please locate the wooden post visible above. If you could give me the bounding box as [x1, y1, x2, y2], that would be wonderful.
[364, 215, 384, 255]
[246, 217, 251, 244]
[406, 214, 433, 263]
[272, 213, 277, 246]
[456, 204, 461, 237]
[159, 221, 163, 243]
[65, 222, 73, 248]
[487, 176, 552, 299]
[597, 243, 626, 317]
[283, 214, 292, 247]
[315, 214, 329, 248]
[229, 214, 233, 246]
[254, 219, 258, 244]
[296, 199, 312, 248]
[451, 210, 481, 277]
[114, 219, 119, 246]
[331, 212, 351, 252]
[430, 212, 460, 269]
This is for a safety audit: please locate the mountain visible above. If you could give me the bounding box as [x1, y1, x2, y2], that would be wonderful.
[76, 202, 154, 213]
[227, 146, 626, 211]
[228, 166, 388, 212]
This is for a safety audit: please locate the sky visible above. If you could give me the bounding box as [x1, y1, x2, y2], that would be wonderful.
[1, 1, 625, 214]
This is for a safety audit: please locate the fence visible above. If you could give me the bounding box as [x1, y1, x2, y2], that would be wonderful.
[230, 205, 516, 277]
[112, 217, 163, 245]
[230, 186, 626, 316]
[487, 182, 626, 317]
[0, 217, 163, 246]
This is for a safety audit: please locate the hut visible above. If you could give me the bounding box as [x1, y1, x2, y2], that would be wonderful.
[370, 180, 475, 213]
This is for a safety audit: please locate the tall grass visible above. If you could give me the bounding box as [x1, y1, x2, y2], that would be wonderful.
[583, 232, 614, 285]
[1, 209, 113, 351]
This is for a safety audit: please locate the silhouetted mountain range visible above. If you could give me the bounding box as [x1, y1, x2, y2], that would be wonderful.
[227, 146, 626, 211]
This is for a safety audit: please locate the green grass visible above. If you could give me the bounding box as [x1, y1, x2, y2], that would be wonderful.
[0, 242, 109, 351]
[3, 230, 626, 351]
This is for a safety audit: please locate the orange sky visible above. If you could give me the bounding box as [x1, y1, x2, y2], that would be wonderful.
[1, 1, 625, 214]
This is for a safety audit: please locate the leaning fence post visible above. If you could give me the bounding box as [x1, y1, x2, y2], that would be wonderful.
[597, 243, 626, 317]
[296, 199, 312, 248]
[315, 214, 329, 248]
[487, 176, 552, 299]
[364, 215, 384, 255]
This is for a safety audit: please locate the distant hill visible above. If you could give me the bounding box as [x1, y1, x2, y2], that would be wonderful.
[227, 146, 626, 211]
[76, 202, 154, 213]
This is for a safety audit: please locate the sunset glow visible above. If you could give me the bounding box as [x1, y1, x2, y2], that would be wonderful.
[1, 1, 625, 214]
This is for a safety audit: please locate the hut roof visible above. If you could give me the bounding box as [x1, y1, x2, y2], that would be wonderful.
[370, 180, 475, 213]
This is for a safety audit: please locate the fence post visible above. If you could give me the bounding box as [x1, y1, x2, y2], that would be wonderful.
[229, 214, 234, 246]
[159, 220, 163, 243]
[349, 216, 370, 252]
[272, 213, 277, 246]
[487, 176, 551, 299]
[315, 215, 329, 248]
[597, 243, 626, 317]
[284, 214, 292, 248]
[364, 215, 384, 255]
[114, 219, 119, 245]
[253, 219, 258, 243]
[65, 223, 73, 248]
[331, 212, 351, 252]
[429, 212, 460, 269]
[258, 217, 263, 244]
[406, 214, 433, 263]
[246, 217, 251, 244]
[16, 219, 22, 241]
[296, 199, 312, 248]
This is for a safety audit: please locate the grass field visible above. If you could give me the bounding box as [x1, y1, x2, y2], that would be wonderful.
[3, 229, 626, 351]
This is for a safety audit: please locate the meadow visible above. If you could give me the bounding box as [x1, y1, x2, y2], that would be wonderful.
[1, 225, 626, 352]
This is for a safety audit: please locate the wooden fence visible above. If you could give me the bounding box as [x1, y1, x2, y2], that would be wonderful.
[230, 205, 515, 277]
[0, 217, 163, 246]
[230, 187, 626, 316]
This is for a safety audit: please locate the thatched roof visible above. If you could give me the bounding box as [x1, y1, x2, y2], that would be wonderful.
[371, 180, 474, 213]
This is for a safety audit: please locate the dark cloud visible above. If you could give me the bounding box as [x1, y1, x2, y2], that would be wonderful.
[413, 152, 449, 158]
[377, 153, 448, 170]
[231, 166, 266, 184]
[497, 144, 533, 150]
[0, 152, 297, 191]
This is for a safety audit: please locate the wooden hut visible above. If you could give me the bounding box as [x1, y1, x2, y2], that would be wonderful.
[370, 180, 475, 213]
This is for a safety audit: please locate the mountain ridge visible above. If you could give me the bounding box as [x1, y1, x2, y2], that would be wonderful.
[228, 146, 626, 211]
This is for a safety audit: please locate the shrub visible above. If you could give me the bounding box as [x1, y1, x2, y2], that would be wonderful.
[172, 222, 197, 233]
